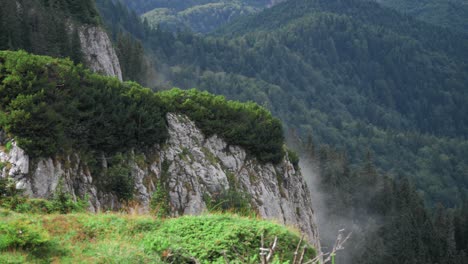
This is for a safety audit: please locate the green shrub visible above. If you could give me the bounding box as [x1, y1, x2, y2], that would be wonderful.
[143, 214, 316, 263]
[0, 51, 286, 164]
[287, 149, 300, 171]
[204, 189, 253, 216]
[5, 141, 12, 152]
[0, 177, 24, 209]
[51, 192, 88, 214]
[102, 153, 134, 202]
[0, 219, 51, 253]
[159, 88, 285, 164]
[0, 51, 168, 157]
[150, 182, 170, 218]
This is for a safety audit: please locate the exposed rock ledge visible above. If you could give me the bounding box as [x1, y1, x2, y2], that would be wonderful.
[0, 113, 320, 248]
[78, 26, 123, 81]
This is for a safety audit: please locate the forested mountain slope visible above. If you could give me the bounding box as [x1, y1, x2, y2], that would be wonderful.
[96, 0, 468, 206]
[0, 0, 122, 80]
[0, 0, 100, 63]
[115, 0, 285, 33]
[141, 2, 259, 33]
[376, 0, 468, 33]
[120, 0, 278, 15]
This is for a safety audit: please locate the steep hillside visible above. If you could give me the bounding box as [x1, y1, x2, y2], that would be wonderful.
[100, 0, 468, 205]
[142, 2, 259, 33]
[0, 50, 320, 247]
[120, 0, 277, 14]
[115, 0, 285, 33]
[0, 0, 122, 80]
[377, 0, 468, 33]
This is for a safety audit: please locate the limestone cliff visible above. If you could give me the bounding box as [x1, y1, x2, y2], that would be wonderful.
[78, 26, 123, 81]
[0, 113, 319, 248]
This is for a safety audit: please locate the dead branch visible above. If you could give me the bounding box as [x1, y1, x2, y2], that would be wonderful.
[259, 235, 278, 263]
[260, 234, 267, 264]
[298, 246, 307, 264]
[293, 235, 305, 264]
[222, 250, 230, 264]
[266, 236, 278, 262]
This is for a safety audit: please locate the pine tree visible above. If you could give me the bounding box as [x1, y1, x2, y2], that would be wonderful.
[70, 28, 83, 64]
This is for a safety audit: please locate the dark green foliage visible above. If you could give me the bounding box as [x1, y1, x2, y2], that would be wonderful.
[69, 29, 84, 65]
[119, 0, 273, 15]
[0, 51, 284, 164]
[160, 88, 285, 163]
[150, 182, 170, 218]
[0, 0, 100, 62]
[287, 149, 300, 171]
[378, 0, 468, 33]
[0, 50, 168, 157]
[297, 143, 468, 264]
[150, 159, 171, 218]
[0, 177, 21, 202]
[95, 0, 155, 85]
[454, 202, 468, 253]
[204, 189, 253, 216]
[47, 0, 101, 25]
[141, 2, 259, 33]
[102, 153, 134, 202]
[115, 33, 152, 85]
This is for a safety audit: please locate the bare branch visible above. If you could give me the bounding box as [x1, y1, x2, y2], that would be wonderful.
[320, 229, 352, 263]
[261, 233, 267, 264]
[298, 246, 307, 264]
[293, 235, 305, 264]
[222, 250, 230, 264]
[266, 236, 278, 262]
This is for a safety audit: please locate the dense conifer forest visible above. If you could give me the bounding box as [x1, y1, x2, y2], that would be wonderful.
[376, 0, 468, 33]
[0, 0, 100, 63]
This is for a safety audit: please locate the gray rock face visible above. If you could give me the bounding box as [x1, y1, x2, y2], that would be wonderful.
[0, 113, 320, 248]
[78, 26, 123, 81]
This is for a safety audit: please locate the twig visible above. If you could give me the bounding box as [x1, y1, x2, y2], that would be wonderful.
[293, 235, 305, 264]
[231, 246, 246, 262]
[222, 250, 230, 264]
[298, 246, 307, 264]
[266, 236, 278, 262]
[322, 229, 352, 263]
[303, 252, 329, 264]
[260, 233, 267, 264]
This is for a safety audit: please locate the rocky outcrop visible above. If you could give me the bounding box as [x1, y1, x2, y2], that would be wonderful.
[0, 113, 319, 248]
[78, 26, 123, 81]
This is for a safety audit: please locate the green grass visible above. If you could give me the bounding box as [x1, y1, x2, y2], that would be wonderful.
[0, 210, 316, 263]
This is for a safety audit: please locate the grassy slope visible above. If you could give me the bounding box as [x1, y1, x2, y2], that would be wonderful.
[0, 209, 315, 263]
